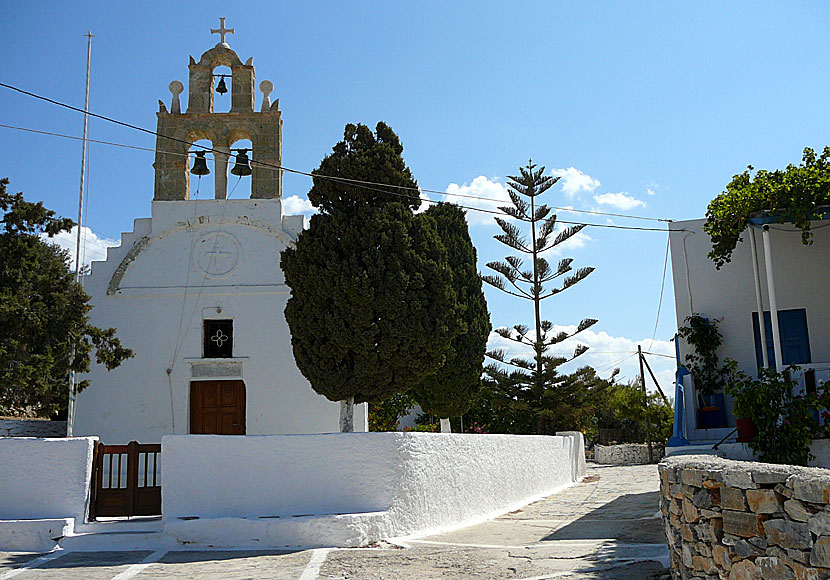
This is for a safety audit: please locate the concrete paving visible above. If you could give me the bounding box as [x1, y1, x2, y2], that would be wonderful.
[0, 463, 669, 579]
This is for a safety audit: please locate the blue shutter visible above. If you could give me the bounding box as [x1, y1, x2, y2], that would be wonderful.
[752, 309, 811, 370]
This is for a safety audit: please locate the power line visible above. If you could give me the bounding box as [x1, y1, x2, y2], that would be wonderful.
[0, 120, 672, 227]
[648, 232, 671, 351]
[0, 82, 683, 232]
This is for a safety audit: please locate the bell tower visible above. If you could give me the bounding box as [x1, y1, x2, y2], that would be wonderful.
[153, 19, 282, 201]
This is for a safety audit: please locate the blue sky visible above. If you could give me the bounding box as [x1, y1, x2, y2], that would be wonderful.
[3, 1, 830, 389]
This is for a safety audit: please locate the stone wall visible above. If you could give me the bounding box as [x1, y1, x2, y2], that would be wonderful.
[659, 455, 830, 579]
[595, 443, 665, 465]
[0, 419, 66, 437]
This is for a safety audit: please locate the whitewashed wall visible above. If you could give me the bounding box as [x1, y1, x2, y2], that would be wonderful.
[162, 432, 583, 548]
[0, 437, 95, 522]
[670, 218, 830, 376]
[75, 199, 365, 443]
[669, 219, 830, 441]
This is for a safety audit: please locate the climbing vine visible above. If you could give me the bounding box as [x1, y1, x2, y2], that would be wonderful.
[704, 146, 830, 269]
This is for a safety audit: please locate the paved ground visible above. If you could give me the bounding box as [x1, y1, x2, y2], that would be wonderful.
[0, 463, 669, 580]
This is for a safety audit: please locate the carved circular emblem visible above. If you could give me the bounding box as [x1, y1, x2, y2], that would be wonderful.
[194, 231, 241, 276]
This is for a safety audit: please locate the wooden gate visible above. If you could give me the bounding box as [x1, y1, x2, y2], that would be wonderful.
[90, 441, 161, 519]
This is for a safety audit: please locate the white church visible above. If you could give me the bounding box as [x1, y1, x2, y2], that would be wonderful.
[74, 23, 367, 443]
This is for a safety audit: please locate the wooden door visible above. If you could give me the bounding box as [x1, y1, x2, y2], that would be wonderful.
[190, 380, 246, 435]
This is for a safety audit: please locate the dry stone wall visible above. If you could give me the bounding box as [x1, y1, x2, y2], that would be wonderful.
[0, 419, 66, 437]
[660, 455, 830, 580]
[595, 443, 665, 464]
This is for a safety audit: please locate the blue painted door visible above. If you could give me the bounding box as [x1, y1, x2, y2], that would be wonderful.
[752, 309, 811, 370]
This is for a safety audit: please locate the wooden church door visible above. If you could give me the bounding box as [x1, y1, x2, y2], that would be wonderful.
[190, 380, 246, 435]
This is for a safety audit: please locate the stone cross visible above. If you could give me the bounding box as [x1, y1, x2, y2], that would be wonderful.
[211, 18, 234, 45]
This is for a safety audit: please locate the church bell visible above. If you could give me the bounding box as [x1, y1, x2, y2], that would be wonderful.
[215, 75, 228, 95]
[230, 149, 253, 176]
[190, 151, 210, 175]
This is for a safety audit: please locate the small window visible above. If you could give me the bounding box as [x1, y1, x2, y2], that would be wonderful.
[204, 319, 233, 358]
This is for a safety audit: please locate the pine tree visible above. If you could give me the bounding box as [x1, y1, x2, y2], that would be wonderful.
[482, 161, 597, 434]
[410, 203, 491, 432]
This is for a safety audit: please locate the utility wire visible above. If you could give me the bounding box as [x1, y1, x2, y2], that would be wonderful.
[0, 121, 673, 229]
[0, 82, 682, 232]
[647, 232, 671, 351]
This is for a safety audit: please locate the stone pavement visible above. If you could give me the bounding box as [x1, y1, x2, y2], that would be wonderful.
[0, 463, 669, 580]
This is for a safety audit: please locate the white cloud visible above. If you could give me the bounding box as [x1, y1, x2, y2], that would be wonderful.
[647, 188, 657, 196]
[486, 327, 676, 397]
[594, 192, 646, 211]
[543, 224, 592, 256]
[550, 167, 601, 198]
[41, 225, 118, 270]
[438, 176, 511, 226]
[283, 195, 316, 215]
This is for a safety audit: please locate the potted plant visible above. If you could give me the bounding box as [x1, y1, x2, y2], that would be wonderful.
[677, 314, 729, 429]
[723, 360, 758, 442]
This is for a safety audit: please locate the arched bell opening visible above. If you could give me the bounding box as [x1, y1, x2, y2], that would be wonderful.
[212, 65, 232, 113]
[228, 138, 253, 199]
[188, 138, 215, 199]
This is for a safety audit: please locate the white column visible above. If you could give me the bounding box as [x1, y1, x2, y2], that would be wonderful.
[748, 227, 769, 368]
[761, 225, 784, 370]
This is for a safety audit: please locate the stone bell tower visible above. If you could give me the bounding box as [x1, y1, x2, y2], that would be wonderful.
[153, 18, 282, 201]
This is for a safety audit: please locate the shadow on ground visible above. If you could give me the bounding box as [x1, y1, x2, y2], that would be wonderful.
[8, 550, 299, 570]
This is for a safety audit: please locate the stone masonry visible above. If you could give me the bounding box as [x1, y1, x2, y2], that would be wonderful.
[660, 454, 830, 580]
[595, 443, 665, 465]
[0, 419, 66, 437]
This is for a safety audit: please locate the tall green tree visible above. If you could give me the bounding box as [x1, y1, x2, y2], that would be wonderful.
[483, 161, 597, 434]
[410, 203, 491, 433]
[281, 123, 461, 431]
[0, 179, 133, 417]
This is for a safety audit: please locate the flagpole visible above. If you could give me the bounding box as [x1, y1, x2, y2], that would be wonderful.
[68, 30, 93, 437]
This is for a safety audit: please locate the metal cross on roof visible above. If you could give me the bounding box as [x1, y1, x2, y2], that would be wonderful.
[211, 18, 235, 45]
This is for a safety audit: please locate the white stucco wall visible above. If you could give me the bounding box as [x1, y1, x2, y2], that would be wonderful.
[161, 432, 583, 548]
[75, 199, 365, 443]
[670, 218, 830, 376]
[0, 437, 96, 522]
[669, 219, 830, 441]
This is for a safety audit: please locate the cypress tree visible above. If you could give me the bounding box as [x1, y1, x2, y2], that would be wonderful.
[281, 123, 461, 430]
[411, 203, 490, 432]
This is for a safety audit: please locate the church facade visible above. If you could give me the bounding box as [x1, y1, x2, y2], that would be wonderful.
[74, 25, 367, 443]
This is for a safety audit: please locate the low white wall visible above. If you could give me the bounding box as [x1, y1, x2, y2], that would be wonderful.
[0, 437, 95, 523]
[162, 432, 583, 547]
[162, 433, 399, 519]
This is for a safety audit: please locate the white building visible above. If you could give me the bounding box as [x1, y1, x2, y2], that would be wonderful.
[74, 29, 366, 444]
[668, 217, 830, 446]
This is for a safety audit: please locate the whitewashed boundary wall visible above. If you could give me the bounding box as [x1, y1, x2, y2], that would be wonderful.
[0, 437, 96, 551]
[0, 419, 67, 437]
[162, 432, 584, 548]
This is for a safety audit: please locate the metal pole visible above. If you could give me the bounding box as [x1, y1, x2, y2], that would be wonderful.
[748, 227, 769, 368]
[68, 31, 93, 437]
[638, 345, 654, 462]
[761, 225, 784, 370]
